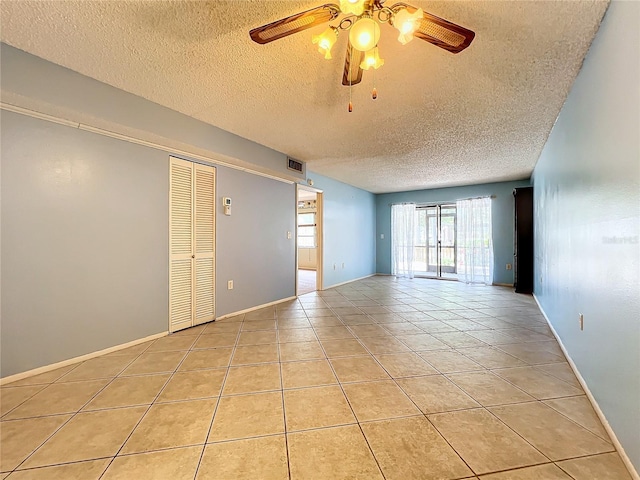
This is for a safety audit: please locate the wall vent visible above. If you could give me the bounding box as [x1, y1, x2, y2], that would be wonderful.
[287, 157, 304, 173]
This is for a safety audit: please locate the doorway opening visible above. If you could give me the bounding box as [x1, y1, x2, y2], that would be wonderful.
[415, 204, 457, 279]
[296, 185, 323, 295]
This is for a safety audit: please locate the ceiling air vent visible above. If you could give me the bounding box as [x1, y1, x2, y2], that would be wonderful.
[287, 157, 304, 173]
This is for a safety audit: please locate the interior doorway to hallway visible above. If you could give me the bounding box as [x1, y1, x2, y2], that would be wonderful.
[296, 185, 323, 295]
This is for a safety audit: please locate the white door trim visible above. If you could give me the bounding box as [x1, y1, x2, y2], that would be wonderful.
[296, 184, 324, 295]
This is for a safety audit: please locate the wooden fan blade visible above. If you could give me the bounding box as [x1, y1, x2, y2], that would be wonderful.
[390, 3, 475, 53]
[342, 41, 364, 86]
[250, 4, 340, 44]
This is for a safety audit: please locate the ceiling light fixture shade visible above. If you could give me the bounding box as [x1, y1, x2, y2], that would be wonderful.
[312, 27, 338, 59]
[393, 7, 423, 45]
[349, 17, 381, 52]
[360, 47, 384, 70]
[339, 0, 366, 16]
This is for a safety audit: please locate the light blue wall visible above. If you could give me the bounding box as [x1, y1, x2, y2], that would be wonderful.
[0, 47, 298, 377]
[308, 173, 376, 288]
[1, 111, 169, 377]
[0, 44, 379, 378]
[216, 170, 295, 315]
[375, 181, 530, 284]
[0, 110, 298, 377]
[532, 0, 640, 470]
[0, 43, 303, 182]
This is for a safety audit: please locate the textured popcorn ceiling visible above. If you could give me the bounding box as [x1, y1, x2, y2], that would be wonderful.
[0, 1, 608, 193]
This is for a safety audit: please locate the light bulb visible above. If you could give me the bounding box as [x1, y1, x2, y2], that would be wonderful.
[349, 17, 381, 52]
[312, 27, 338, 59]
[400, 21, 414, 34]
[393, 7, 423, 45]
[340, 0, 365, 16]
[359, 47, 384, 70]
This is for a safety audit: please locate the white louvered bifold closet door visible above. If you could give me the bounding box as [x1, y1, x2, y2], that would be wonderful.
[193, 163, 216, 325]
[169, 157, 215, 332]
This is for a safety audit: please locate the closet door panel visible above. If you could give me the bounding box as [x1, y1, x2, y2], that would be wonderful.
[169, 158, 195, 332]
[195, 257, 215, 324]
[193, 164, 216, 325]
[170, 160, 193, 256]
[170, 259, 193, 332]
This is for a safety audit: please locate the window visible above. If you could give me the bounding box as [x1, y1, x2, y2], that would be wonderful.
[298, 212, 316, 247]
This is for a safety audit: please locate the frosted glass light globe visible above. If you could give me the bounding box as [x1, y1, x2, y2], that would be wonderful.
[349, 17, 381, 52]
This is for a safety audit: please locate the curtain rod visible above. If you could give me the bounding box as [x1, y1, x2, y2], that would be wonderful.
[463, 195, 496, 200]
[389, 195, 495, 206]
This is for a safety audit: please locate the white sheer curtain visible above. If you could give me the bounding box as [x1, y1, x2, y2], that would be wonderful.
[391, 203, 416, 278]
[456, 197, 494, 285]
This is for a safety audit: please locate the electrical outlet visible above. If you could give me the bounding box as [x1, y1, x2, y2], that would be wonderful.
[380, 234, 384, 239]
[579, 313, 584, 331]
[287, 231, 292, 239]
[506, 263, 512, 270]
[227, 280, 233, 290]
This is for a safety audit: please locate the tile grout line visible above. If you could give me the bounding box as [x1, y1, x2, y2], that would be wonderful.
[331, 284, 557, 479]
[400, 296, 604, 475]
[8, 340, 158, 476]
[316, 296, 391, 479]
[339, 305, 479, 478]
[97, 328, 210, 479]
[539, 398, 614, 443]
[0, 358, 91, 420]
[1, 278, 620, 479]
[191, 314, 245, 480]
[275, 308, 293, 480]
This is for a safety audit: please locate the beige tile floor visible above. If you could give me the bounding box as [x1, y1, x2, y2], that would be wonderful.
[297, 269, 316, 296]
[0, 277, 633, 479]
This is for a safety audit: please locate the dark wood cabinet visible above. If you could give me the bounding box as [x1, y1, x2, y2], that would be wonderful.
[514, 187, 534, 294]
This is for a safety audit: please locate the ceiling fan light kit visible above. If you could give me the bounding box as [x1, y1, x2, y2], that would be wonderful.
[349, 16, 381, 51]
[312, 26, 339, 59]
[361, 46, 384, 70]
[249, 0, 475, 111]
[340, 0, 366, 16]
[392, 7, 423, 44]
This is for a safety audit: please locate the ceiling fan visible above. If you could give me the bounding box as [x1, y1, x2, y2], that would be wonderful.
[249, 0, 475, 109]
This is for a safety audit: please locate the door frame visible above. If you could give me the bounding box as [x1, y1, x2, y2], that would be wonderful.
[296, 184, 323, 295]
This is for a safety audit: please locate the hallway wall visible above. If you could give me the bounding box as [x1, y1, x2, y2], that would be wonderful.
[532, 0, 640, 470]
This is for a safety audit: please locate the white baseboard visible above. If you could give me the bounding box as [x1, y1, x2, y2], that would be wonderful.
[216, 296, 297, 320]
[0, 331, 168, 386]
[533, 294, 639, 480]
[2, 296, 301, 384]
[323, 273, 376, 290]
[493, 282, 514, 287]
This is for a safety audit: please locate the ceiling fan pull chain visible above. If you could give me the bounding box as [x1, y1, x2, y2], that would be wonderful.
[372, 63, 377, 100]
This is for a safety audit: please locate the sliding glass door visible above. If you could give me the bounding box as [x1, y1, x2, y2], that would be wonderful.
[414, 204, 457, 279]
